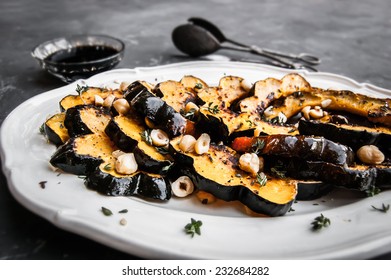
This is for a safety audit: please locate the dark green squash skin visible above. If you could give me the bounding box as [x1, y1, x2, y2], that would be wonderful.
[124, 82, 187, 137]
[104, 119, 138, 152]
[257, 135, 355, 166]
[49, 138, 102, 176]
[298, 119, 391, 157]
[266, 157, 377, 191]
[196, 112, 230, 143]
[296, 181, 334, 200]
[137, 173, 172, 200]
[85, 168, 139, 196]
[64, 104, 111, 138]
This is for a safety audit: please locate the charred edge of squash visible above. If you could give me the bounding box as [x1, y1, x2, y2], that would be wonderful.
[296, 181, 334, 201]
[154, 80, 199, 112]
[266, 156, 388, 191]
[64, 104, 112, 138]
[44, 113, 69, 146]
[85, 167, 171, 200]
[249, 135, 355, 166]
[127, 86, 187, 137]
[49, 137, 103, 176]
[298, 118, 391, 157]
[169, 139, 297, 216]
[105, 115, 173, 175]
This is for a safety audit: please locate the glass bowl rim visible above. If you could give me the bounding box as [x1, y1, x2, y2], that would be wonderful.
[31, 34, 125, 67]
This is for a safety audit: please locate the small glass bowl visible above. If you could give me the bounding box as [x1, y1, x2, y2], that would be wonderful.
[31, 34, 125, 83]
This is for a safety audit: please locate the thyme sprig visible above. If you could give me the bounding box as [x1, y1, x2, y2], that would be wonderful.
[140, 129, 153, 145]
[256, 172, 267, 186]
[184, 218, 203, 238]
[371, 203, 390, 213]
[75, 84, 89, 95]
[101, 207, 113, 216]
[311, 214, 331, 231]
[365, 185, 381, 197]
[251, 139, 265, 154]
[207, 102, 220, 114]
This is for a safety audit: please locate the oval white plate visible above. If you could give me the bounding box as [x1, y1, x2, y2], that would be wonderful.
[1, 61, 391, 259]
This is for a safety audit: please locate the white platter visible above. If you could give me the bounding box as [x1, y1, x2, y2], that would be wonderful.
[1, 61, 391, 259]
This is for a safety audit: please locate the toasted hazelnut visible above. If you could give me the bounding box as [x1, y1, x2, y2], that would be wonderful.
[263, 106, 274, 117]
[239, 153, 260, 175]
[194, 133, 211, 155]
[115, 153, 138, 175]
[94, 95, 104, 106]
[356, 145, 385, 165]
[301, 106, 311, 120]
[321, 99, 332, 108]
[179, 135, 197, 152]
[309, 107, 324, 119]
[240, 79, 253, 92]
[150, 129, 169, 147]
[113, 98, 130, 115]
[171, 176, 194, 197]
[103, 94, 116, 108]
[119, 81, 131, 92]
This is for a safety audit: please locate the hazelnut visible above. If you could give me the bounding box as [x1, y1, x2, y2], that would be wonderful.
[356, 145, 385, 165]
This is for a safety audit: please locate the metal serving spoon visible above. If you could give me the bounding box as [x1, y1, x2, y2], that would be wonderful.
[172, 23, 317, 71]
[188, 17, 321, 66]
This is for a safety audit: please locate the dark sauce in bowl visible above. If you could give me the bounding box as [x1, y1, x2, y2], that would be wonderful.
[45, 45, 119, 64]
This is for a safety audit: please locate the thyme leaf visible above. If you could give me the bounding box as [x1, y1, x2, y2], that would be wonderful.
[194, 83, 203, 89]
[39, 123, 45, 135]
[365, 185, 381, 197]
[118, 209, 128, 214]
[207, 102, 220, 114]
[251, 139, 265, 154]
[311, 214, 331, 231]
[101, 207, 113, 216]
[140, 129, 153, 145]
[184, 218, 203, 238]
[103, 163, 112, 171]
[371, 203, 390, 213]
[256, 172, 267, 186]
[75, 84, 89, 95]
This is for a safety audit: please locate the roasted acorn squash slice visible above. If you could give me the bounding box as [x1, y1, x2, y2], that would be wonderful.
[299, 117, 391, 158]
[232, 135, 355, 166]
[64, 104, 112, 138]
[43, 113, 69, 146]
[265, 88, 391, 126]
[170, 137, 297, 216]
[105, 115, 173, 175]
[124, 81, 188, 137]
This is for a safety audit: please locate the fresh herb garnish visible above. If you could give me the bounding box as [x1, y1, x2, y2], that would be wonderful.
[207, 102, 220, 114]
[140, 129, 153, 145]
[371, 203, 390, 213]
[365, 185, 381, 197]
[256, 172, 267, 186]
[39, 123, 45, 135]
[184, 218, 202, 238]
[251, 139, 265, 154]
[101, 207, 113, 216]
[75, 84, 89, 95]
[118, 209, 128, 214]
[288, 207, 295, 212]
[103, 163, 112, 171]
[270, 167, 287, 178]
[155, 146, 169, 155]
[245, 119, 253, 127]
[311, 214, 331, 231]
[180, 108, 197, 120]
[194, 83, 203, 89]
[161, 163, 174, 173]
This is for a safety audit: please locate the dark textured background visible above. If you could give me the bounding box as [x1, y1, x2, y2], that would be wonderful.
[0, 0, 390, 259]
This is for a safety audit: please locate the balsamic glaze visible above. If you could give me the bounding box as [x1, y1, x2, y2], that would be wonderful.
[46, 45, 118, 63]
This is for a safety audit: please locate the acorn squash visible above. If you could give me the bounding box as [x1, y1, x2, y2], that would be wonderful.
[231, 135, 355, 166]
[105, 115, 174, 175]
[169, 137, 297, 216]
[64, 104, 112, 137]
[298, 116, 391, 157]
[43, 113, 69, 146]
[264, 88, 391, 127]
[124, 81, 188, 137]
[60, 86, 123, 111]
